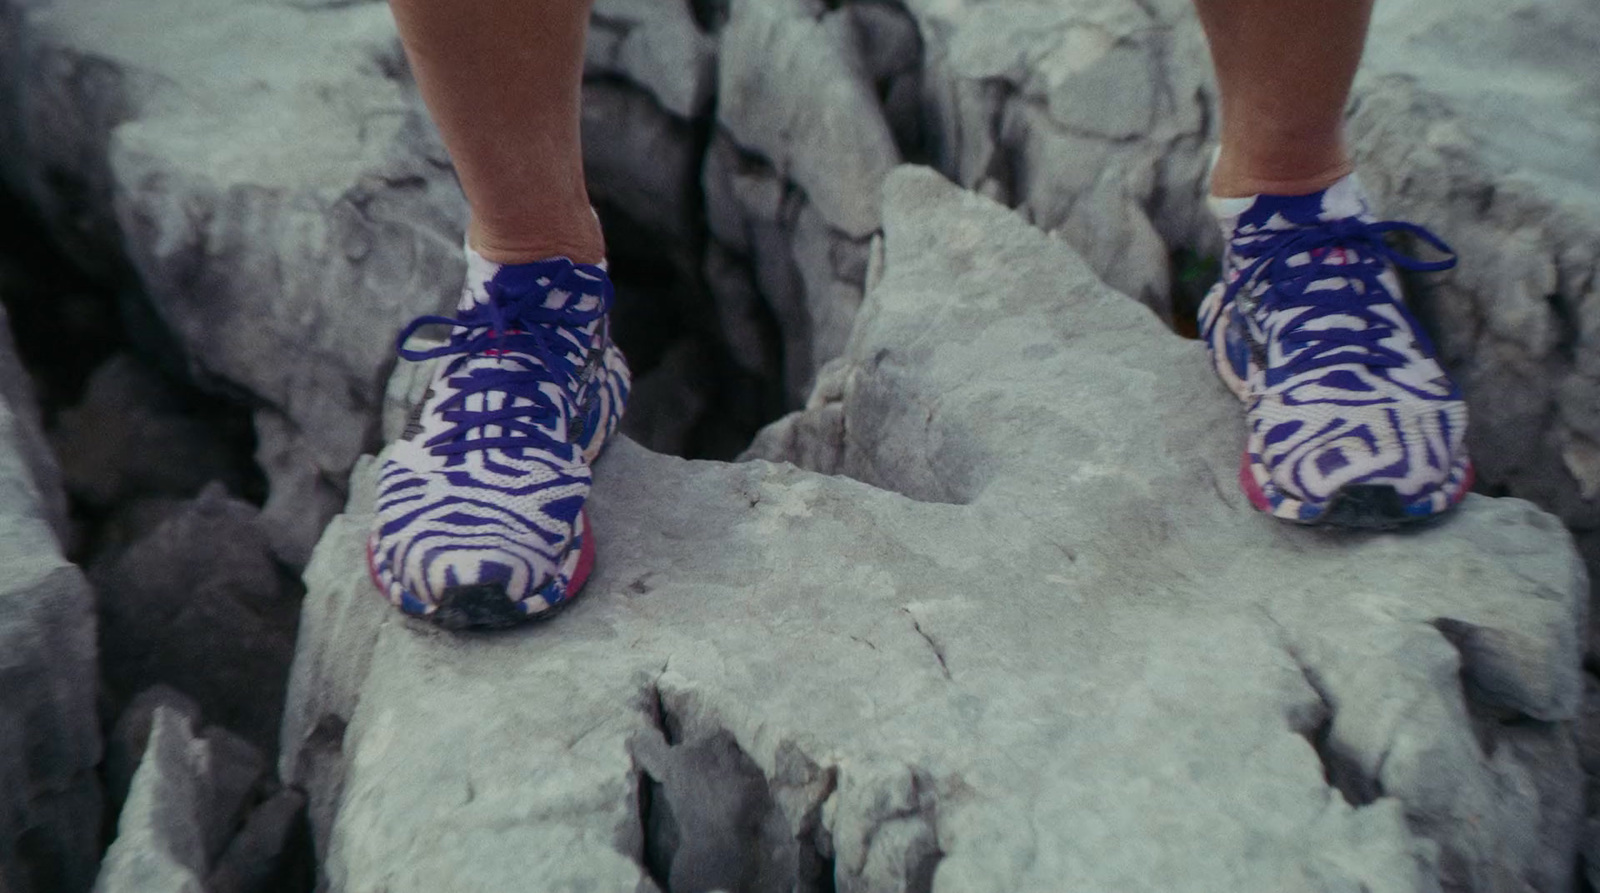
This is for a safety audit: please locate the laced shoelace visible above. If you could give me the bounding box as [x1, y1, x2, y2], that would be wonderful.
[1223, 216, 1456, 379]
[394, 261, 612, 458]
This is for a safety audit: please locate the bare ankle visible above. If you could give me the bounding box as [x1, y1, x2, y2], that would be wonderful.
[467, 214, 606, 266]
[1210, 151, 1355, 200]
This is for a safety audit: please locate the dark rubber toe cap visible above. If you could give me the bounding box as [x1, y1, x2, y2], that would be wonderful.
[1320, 484, 1408, 530]
[433, 582, 525, 630]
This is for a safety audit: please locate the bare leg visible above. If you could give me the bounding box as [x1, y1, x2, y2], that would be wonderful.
[1195, 0, 1374, 198]
[389, 0, 604, 264]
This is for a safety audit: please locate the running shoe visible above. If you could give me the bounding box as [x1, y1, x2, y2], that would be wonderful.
[369, 254, 631, 628]
[1197, 174, 1472, 527]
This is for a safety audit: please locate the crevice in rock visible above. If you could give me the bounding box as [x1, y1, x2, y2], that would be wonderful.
[977, 78, 1022, 208]
[687, 0, 729, 33]
[902, 607, 952, 681]
[850, 768, 942, 893]
[906, 838, 944, 893]
[1167, 247, 1218, 340]
[847, 0, 927, 164]
[0, 182, 310, 886]
[1279, 641, 1382, 807]
[582, 70, 789, 460]
[631, 679, 807, 892]
[648, 672, 683, 747]
[14, 828, 67, 893]
[637, 767, 677, 892]
[1546, 290, 1580, 365]
[1428, 616, 1548, 761]
[1301, 705, 1382, 807]
[793, 765, 840, 893]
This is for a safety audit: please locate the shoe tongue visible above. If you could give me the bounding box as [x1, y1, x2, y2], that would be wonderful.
[1207, 173, 1372, 241]
[458, 247, 610, 313]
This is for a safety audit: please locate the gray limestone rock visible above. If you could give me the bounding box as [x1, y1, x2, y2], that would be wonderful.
[252, 408, 350, 570]
[1582, 675, 1600, 780]
[581, 78, 704, 268]
[621, 337, 712, 458]
[105, 684, 202, 817]
[703, 240, 781, 380]
[6, 0, 1597, 596]
[283, 168, 1587, 892]
[276, 454, 385, 874]
[908, 0, 1600, 569]
[49, 353, 248, 509]
[90, 482, 300, 751]
[909, 0, 1216, 318]
[196, 728, 270, 865]
[1590, 823, 1600, 893]
[705, 0, 903, 403]
[718, 0, 901, 241]
[586, 0, 716, 121]
[94, 707, 213, 893]
[0, 309, 101, 893]
[96, 702, 285, 893]
[206, 788, 308, 893]
[0, 303, 68, 547]
[3, 0, 468, 568]
[1346, 9, 1600, 549]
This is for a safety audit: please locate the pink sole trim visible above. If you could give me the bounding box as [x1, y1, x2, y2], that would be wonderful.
[1238, 450, 1273, 512]
[568, 508, 597, 598]
[365, 535, 390, 603]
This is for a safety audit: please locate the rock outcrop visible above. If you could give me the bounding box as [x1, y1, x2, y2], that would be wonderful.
[1347, 0, 1600, 591]
[50, 354, 255, 514]
[0, 314, 101, 891]
[1, 0, 468, 567]
[3, 0, 1597, 883]
[94, 702, 305, 893]
[6, 0, 1598, 578]
[90, 483, 301, 751]
[282, 168, 1588, 892]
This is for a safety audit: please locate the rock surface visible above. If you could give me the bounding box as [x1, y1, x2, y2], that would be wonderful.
[105, 684, 203, 816]
[0, 303, 69, 546]
[2, 0, 469, 566]
[50, 352, 253, 509]
[283, 169, 1588, 892]
[206, 788, 309, 893]
[902, 0, 1600, 583]
[94, 704, 294, 893]
[94, 707, 214, 893]
[1346, 0, 1600, 580]
[0, 287, 101, 893]
[9, 0, 1597, 578]
[90, 482, 301, 750]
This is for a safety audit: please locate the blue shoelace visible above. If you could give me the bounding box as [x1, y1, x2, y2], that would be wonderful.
[394, 261, 611, 458]
[1223, 217, 1456, 380]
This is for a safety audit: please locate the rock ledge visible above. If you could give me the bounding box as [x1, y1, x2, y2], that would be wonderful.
[282, 168, 1587, 893]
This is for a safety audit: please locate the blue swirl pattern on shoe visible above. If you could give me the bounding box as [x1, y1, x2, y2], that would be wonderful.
[369, 258, 630, 626]
[1197, 176, 1473, 526]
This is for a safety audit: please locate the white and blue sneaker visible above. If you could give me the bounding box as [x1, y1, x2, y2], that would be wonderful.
[1198, 174, 1473, 528]
[368, 251, 631, 628]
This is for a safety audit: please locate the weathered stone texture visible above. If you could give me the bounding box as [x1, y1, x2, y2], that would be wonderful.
[284, 169, 1588, 892]
[0, 302, 101, 893]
